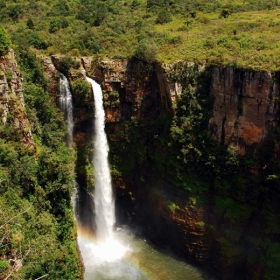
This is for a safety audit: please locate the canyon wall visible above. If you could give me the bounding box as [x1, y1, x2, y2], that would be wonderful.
[0, 49, 34, 147]
[47, 57, 280, 280]
[209, 67, 279, 156]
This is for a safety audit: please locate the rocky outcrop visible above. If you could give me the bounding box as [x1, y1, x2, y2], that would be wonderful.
[0, 49, 34, 148]
[43, 56, 59, 99]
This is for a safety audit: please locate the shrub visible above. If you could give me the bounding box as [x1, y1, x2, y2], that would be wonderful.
[26, 18, 35, 29]
[220, 8, 231, 18]
[7, 5, 23, 21]
[199, 14, 210, 24]
[203, 39, 215, 49]
[156, 10, 172, 24]
[0, 25, 9, 56]
[47, 1, 70, 16]
[168, 35, 182, 44]
[147, 0, 169, 8]
[217, 35, 231, 48]
[131, 0, 140, 9]
[134, 39, 157, 62]
[0, 0, 6, 10]
[49, 18, 69, 33]
[92, 3, 108, 26]
[72, 78, 91, 105]
[189, 10, 196, 18]
[59, 56, 80, 75]
[28, 33, 48, 50]
[84, 38, 100, 53]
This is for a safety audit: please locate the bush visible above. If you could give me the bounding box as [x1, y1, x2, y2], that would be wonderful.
[26, 18, 35, 29]
[189, 10, 196, 18]
[156, 10, 172, 24]
[131, 0, 140, 9]
[72, 78, 91, 106]
[84, 38, 100, 53]
[28, 33, 48, 50]
[92, 3, 108, 26]
[147, 0, 169, 8]
[59, 56, 80, 75]
[7, 5, 23, 21]
[0, 25, 9, 55]
[47, 1, 70, 16]
[134, 39, 157, 62]
[220, 8, 231, 18]
[49, 18, 69, 33]
[0, 0, 6, 10]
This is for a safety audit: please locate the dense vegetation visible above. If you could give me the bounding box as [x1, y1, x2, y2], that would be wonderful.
[0, 27, 82, 279]
[1, 0, 280, 70]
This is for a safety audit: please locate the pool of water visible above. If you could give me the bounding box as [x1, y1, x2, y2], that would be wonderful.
[78, 227, 214, 280]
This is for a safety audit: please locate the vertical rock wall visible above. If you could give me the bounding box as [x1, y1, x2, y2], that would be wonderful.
[209, 67, 279, 156]
[0, 49, 34, 147]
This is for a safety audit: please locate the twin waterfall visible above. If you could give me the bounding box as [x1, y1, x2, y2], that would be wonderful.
[59, 72, 114, 241]
[59, 73, 213, 280]
[59, 73, 128, 279]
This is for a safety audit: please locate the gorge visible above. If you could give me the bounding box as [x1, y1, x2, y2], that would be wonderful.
[0, 49, 280, 279]
[49, 57, 280, 280]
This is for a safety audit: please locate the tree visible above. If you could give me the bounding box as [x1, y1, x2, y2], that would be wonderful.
[156, 10, 172, 24]
[7, 5, 23, 21]
[220, 8, 231, 18]
[26, 18, 34, 29]
[72, 78, 91, 106]
[28, 33, 48, 50]
[0, 25, 9, 56]
[147, 0, 168, 8]
[0, 0, 6, 10]
[134, 39, 157, 62]
[189, 10, 196, 18]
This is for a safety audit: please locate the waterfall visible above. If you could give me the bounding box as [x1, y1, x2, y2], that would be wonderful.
[77, 78, 210, 280]
[58, 72, 74, 147]
[86, 77, 115, 243]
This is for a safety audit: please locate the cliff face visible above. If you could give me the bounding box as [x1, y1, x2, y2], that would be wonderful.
[83, 61, 280, 158]
[209, 67, 279, 156]
[46, 57, 280, 280]
[0, 49, 33, 147]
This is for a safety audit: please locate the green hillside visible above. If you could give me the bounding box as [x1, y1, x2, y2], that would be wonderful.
[1, 0, 280, 70]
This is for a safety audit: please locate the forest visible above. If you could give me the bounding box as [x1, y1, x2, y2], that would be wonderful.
[0, 0, 280, 69]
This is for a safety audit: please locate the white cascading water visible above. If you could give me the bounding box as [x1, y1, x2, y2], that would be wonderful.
[58, 72, 74, 147]
[86, 77, 115, 242]
[78, 77, 127, 275]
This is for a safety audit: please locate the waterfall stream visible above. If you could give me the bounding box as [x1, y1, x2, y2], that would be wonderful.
[86, 77, 115, 242]
[58, 72, 74, 147]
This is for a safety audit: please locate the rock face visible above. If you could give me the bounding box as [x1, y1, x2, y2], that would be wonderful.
[209, 67, 279, 155]
[43, 56, 59, 99]
[83, 58, 171, 123]
[0, 49, 34, 147]
[84, 61, 280, 158]
[45, 57, 280, 280]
